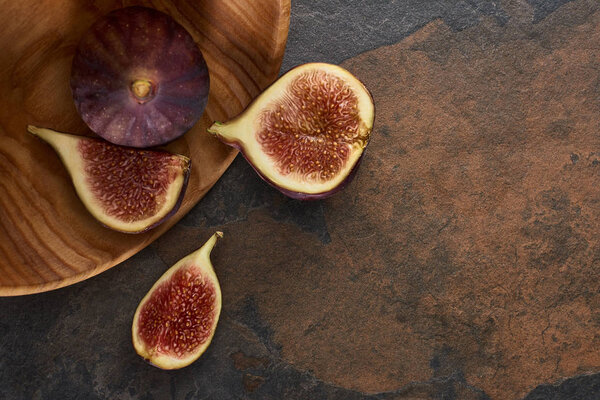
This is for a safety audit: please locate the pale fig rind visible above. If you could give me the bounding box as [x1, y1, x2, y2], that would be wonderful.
[274, 154, 364, 200]
[208, 62, 375, 199]
[223, 136, 365, 201]
[27, 126, 190, 233]
[132, 232, 223, 370]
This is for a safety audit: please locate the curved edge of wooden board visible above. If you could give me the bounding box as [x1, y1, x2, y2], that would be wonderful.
[0, 155, 233, 297]
[0, 0, 291, 297]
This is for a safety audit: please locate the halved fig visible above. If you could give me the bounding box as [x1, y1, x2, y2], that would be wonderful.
[27, 126, 190, 233]
[132, 232, 223, 369]
[207, 63, 374, 199]
[70, 6, 210, 148]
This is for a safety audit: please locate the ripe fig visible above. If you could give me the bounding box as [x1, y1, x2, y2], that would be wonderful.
[27, 126, 190, 233]
[207, 63, 374, 199]
[132, 232, 223, 369]
[70, 6, 209, 148]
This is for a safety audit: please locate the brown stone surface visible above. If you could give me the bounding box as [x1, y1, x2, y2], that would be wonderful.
[157, 1, 600, 398]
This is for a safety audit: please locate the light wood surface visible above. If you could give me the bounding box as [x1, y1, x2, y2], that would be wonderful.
[0, 0, 290, 296]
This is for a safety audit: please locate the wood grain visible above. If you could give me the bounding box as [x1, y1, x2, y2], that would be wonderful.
[0, 0, 290, 296]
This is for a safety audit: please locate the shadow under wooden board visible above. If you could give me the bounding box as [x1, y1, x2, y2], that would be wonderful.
[0, 0, 290, 296]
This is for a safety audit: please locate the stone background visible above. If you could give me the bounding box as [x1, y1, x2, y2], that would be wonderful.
[3, 0, 600, 399]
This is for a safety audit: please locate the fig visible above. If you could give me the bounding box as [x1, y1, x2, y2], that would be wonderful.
[27, 126, 190, 233]
[70, 6, 209, 148]
[207, 63, 374, 199]
[132, 232, 223, 369]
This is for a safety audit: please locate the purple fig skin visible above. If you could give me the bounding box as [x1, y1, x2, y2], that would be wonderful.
[71, 6, 209, 148]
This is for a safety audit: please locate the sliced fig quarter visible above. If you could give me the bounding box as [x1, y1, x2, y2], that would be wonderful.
[132, 232, 223, 369]
[208, 63, 375, 200]
[27, 126, 190, 233]
[70, 6, 210, 148]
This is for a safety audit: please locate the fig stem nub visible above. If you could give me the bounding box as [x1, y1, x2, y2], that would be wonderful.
[27, 125, 43, 136]
[207, 121, 241, 144]
[207, 122, 224, 136]
[27, 125, 61, 144]
[200, 231, 224, 258]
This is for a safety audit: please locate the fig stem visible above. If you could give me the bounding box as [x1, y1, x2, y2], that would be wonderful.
[27, 125, 44, 136]
[207, 122, 237, 143]
[27, 125, 58, 143]
[202, 231, 224, 255]
[206, 122, 224, 135]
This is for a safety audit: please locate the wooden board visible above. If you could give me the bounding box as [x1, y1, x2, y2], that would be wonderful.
[0, 0, 290, 296]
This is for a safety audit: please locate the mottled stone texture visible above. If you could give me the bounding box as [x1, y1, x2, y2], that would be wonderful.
[3, 0, 600, 399]
[317, 0, 600, 397]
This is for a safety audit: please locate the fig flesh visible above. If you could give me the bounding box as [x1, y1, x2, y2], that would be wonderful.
[27, 126, 190, 233]
[132, 232, 223, 369]
[70, 6, 210, 148]
[208, 63, 374, 199]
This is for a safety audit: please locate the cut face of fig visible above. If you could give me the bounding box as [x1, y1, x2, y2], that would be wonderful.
[71, 6, 210, 148]
[208, 63, 374, 199]
[132, 232, 223, 369]
[27, 126, 190, 233]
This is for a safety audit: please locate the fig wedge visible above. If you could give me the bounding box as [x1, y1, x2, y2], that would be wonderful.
[28, 126, 190, 233]
[208, 63, 374, 199]
[132, 232, 223, 369]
